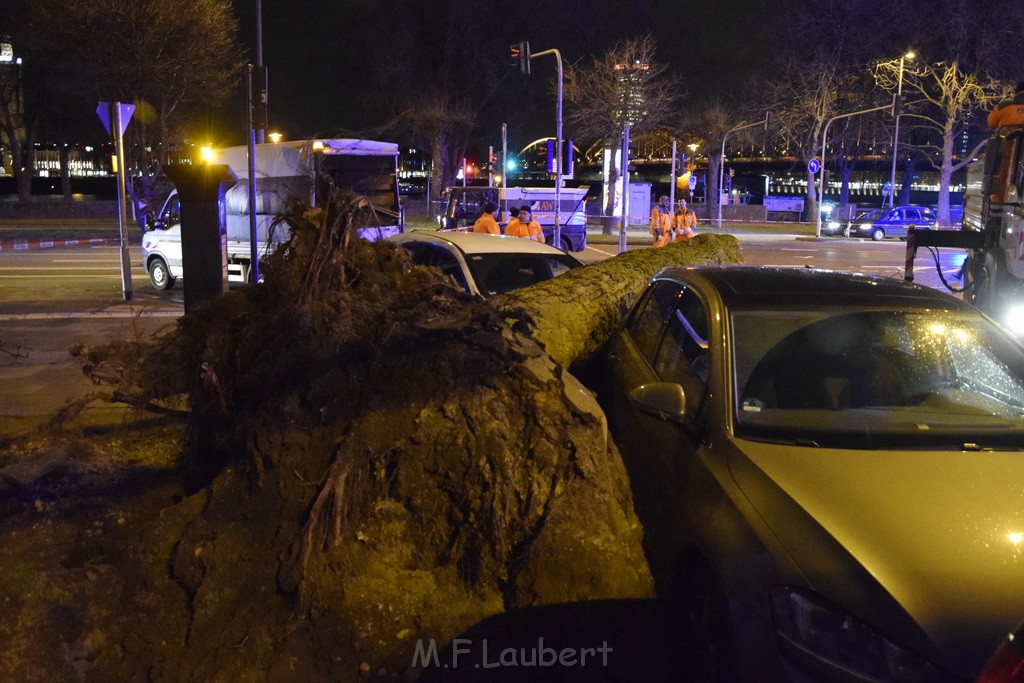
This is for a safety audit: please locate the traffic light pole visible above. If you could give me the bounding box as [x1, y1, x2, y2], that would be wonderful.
[528, 47, 564, 250]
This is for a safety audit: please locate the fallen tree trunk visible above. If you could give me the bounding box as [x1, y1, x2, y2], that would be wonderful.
[0, 193, 745, 681]
[495, 234, 743, 368]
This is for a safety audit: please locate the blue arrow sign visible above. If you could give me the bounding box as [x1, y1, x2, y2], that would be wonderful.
[96, 102, 135, 138]
[808, 158, 821, 174]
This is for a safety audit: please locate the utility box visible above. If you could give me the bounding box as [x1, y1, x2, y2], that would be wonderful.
[628, 182, 652, 225]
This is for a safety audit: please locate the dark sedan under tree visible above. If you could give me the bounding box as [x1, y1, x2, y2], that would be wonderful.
[597, 265, 1024, 681]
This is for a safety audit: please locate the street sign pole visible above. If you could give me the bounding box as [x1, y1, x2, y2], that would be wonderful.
[109, 102, 133, 301]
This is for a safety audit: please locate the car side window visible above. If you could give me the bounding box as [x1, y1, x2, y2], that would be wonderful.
[904, 208, 921, 222]
[405, 244, 470, 291]
[425, 246, 470, 291]
[399, 242, 430, 264]
[655, 289, 711, 403]
[626, 281, 684, 363]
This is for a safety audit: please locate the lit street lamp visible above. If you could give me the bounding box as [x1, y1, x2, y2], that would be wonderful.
[888, 51, 915, 208]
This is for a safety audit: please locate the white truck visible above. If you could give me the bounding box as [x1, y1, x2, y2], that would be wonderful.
[142, 138, 403, 290]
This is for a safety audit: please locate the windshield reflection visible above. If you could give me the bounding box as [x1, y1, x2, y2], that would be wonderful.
[732, 309, 1024, 448]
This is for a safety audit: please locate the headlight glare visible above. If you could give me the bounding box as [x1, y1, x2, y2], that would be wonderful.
[1001, 305, 1024, 337]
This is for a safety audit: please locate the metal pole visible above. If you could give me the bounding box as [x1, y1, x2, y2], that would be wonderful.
[619, 121, 630, 254]
[717, 115, 769, 228]
[501, 123, 508, 220]
[246, 65, 260, 282]
[670, 140, 677, 234]
[888, 55, 906, 208]
[554, 49, 563, 250]
[816, 101, 895, 237]
[718, 134, 728, 228]
[488, 145, 494, 188]
[111, 102, 133, 301]
[530, 48, 565, 248]
[255, 0, 265, 144]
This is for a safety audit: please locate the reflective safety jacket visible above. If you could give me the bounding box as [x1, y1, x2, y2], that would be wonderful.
[505, 218, 545, 242]
[674, 209, 697, 240]
[472, 213, 501, 235]
[988, 91, 1024, 129]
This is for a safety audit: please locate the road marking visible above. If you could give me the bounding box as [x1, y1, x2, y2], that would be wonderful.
[586, 246, 619, 257]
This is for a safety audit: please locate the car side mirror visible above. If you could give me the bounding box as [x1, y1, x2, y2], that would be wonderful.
[629, 382, 687, 423]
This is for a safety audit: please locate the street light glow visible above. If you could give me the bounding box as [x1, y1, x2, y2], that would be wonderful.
[200, 145, 215, 163]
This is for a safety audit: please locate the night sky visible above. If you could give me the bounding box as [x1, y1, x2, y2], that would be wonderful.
[217, 0, 774, 148]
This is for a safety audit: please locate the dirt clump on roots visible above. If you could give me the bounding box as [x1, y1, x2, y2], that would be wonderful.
[0, 190, 669, 681]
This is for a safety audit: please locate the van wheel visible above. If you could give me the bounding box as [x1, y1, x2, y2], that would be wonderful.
[149, 257, 175, 290]
[561, 236, 573, 252]
[870, 227, 885, 241]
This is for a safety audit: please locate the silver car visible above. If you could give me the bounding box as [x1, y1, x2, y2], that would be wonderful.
[388, 231, 581, 297]
[598, 266, 1024, 681]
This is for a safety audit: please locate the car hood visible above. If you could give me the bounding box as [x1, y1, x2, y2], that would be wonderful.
[730, 440, 1024, 675]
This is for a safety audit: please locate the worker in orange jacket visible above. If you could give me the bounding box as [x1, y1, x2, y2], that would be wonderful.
[505, 206, 545, 242]
[649, 195, 672, 247]
[673, 199, 698, 241]
[472, 202, 501, 234]
[988, 81, 1024, 129]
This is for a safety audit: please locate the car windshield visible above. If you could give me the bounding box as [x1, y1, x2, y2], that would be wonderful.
[464, 252, 579, 297]
[856, 210, 886, 221]
[732, 308, 1024, 448]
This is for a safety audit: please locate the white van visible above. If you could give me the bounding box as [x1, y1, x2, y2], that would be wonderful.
[142, 138, 403, 290]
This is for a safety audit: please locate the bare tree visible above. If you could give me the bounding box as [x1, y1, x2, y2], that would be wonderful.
[673, 99, 736, 220]
[762, 58, 842, 222]
[876, 59, 1002, 225]
[27, 0, 244, 212]
[398, 94, 478, 206]
[564, 35, 677, 234]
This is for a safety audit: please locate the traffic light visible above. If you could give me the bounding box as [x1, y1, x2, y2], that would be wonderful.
[545, 139, 574, 176]
[510, 41, 530, 74]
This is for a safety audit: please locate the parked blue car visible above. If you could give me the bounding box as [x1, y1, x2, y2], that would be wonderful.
[847, 206, 939, 241]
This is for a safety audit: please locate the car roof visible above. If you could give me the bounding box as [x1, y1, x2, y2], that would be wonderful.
[390, 231, 572, 256]
[656, 266, 974, 311]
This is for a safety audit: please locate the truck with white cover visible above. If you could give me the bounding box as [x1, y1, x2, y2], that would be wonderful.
[142, 138, 402, 289]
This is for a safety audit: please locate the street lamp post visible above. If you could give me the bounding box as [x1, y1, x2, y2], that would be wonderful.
[888, 51, 914, 208]
[718, 115, 769, 227]
[817, 101, 897, 237]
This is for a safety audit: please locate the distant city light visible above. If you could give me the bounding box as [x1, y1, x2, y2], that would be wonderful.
[506, 159, 517, 171]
